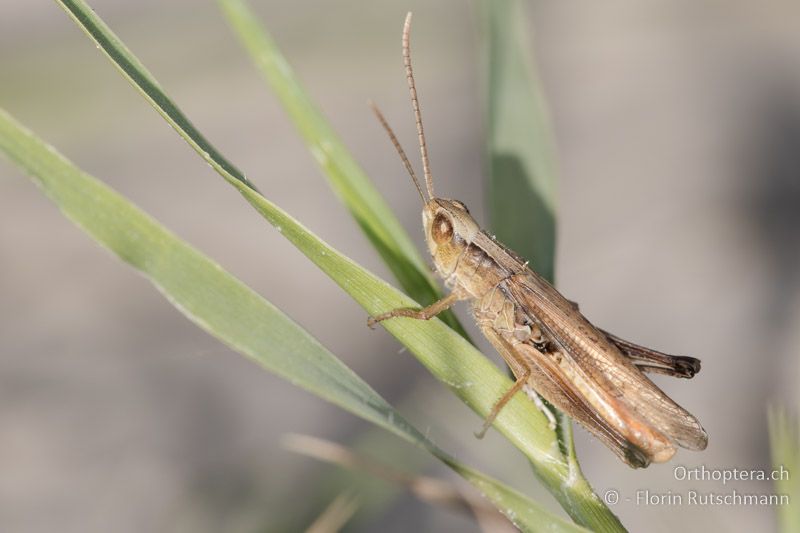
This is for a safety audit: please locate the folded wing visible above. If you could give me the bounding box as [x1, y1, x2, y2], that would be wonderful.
[505, 272, 708, 457]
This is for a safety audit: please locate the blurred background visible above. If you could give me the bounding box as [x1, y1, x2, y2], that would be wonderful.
[2, 1, 800, 531]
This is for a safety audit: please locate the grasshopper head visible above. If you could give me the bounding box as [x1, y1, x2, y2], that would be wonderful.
[423, 198, 479, 278]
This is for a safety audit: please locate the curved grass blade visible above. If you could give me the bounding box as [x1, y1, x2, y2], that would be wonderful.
[54, 2, 259, 195]
[304, 492, 360, 533]
[217, 0, 466, 337]
[483, 0, 558, 284]
[768, 406, 800, 532]
[51, 2, 623, 529]
[0, 108, 585, 533]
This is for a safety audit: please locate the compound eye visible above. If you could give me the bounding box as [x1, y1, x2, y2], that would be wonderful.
[431, 213, 453, 243]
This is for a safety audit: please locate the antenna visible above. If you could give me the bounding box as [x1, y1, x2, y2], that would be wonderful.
[368, 101, 427, 203]
[402, 12, 435, 199]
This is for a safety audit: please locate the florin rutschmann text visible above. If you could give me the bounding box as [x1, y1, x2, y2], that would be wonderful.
[635, 489, 788, 506]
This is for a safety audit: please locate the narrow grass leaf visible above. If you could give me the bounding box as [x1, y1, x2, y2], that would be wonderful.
[483, 0, 558, 284]
[55, 1, 259, 194]
[768, 406, 800, 532]
[0, 108, 584, 533]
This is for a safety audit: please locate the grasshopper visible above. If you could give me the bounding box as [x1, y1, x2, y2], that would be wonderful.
[368, 13, 707, 468]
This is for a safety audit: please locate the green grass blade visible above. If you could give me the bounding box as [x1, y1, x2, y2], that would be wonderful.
[54, 1, 258, 194]
[0, 108, 584, 533]
[218, 0, 469, 336]
[483, 0, 558, 284]
[52, 1, 623, 528]
[768, 406, 800, 532]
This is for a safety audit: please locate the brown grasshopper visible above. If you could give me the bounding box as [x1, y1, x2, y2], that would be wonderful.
[368, 13, 707, 468]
